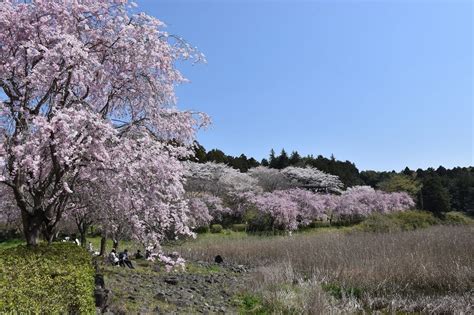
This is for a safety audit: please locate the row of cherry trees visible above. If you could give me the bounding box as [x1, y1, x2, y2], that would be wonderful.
[183, 162, 415, 231]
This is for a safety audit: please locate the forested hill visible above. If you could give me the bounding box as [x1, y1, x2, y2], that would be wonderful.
[192, 143, 474, 214]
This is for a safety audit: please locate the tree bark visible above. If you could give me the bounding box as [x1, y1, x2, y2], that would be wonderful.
[42, 224, 58, 245]
[80, 230, 87, 248]
[77, 221, 89, 248]
[21, 210, 43, 246]
[99, 234, 107, 256]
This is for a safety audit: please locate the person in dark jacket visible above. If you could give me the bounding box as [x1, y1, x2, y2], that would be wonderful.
[118, 249, 134, 269]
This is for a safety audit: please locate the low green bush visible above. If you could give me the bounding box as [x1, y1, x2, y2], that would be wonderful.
[358, 210, 440, 232]
[443, 211, 474, 225]
[234, 293, 270, 315]
[194, 225, 210, 234]
[244, 208, 274, 232]
[357, 213, 402, 233]
[0, 242, 95, 314]
[210, 224, 223, 233]
[231, 224, 247, 232]
[391, 210, 440, 230]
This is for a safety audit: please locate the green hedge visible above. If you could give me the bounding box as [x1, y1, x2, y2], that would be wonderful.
[0, 242, 95, 314]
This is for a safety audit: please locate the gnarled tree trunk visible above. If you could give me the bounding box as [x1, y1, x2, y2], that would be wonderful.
[21, 210, 43, 246]
[99, 233, 107, 256]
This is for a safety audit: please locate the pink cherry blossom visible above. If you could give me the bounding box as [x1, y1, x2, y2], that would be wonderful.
[0, 0, 207, 256]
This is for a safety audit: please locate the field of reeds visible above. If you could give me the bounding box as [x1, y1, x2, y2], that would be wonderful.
[178, 225, 474, 313]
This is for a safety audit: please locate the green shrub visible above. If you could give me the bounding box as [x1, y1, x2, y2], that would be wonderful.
[210, 224, 223, 233]
[231, 224, 247, 232]
[443, 212, 474, 225]
[234, 293, 270, 315]
[194, 225, 210, 234]
[309, 220, 331, 228]
[0, 243, 95, 314]
[358, 213, 402, 233]
[391, 210, 440, 230]
[244, 208, 274, 232]
[358, 210, 439, 233]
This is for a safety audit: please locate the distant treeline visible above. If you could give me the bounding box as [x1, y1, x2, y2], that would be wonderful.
[193, 143, 474, 215]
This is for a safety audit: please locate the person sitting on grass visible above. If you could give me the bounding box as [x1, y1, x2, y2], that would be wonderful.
[108, 249, 119, 266]
[134, 249, 144, 259]
[119, 249, 135, 269]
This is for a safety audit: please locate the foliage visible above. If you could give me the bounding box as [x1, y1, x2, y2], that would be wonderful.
[357, 213, 404, 233]
[421, 176, 451, 215]
[378, 174, 422, 197]
[194, 225, 210, 234]
[233, 293, 270, 315]
[358, 210, 440, 232]
[231, 224, 248, 232]
[244, 207, 275, 233]
[443, 212, 474, 225]
[0, 243, 95, 313]
[210, 224, 223, 233]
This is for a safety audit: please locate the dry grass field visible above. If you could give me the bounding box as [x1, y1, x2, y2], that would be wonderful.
[179, 225, 474, 313]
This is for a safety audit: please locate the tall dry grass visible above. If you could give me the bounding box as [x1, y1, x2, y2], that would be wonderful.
[180, 225, 474, 313]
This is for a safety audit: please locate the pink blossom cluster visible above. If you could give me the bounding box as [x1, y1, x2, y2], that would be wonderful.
[335, 186, 415, 218]
[0, 0, 208, 262]
[158, 252, 186, 273]
[245, 186, 414, 231]
[187, 193, 232, 228]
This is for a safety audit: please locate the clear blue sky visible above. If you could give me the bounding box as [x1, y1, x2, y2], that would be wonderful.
[137, 0, 473, 171]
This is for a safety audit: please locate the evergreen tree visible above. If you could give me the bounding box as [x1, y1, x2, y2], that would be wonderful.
[261, 158, 269, 167]
[247, 158, 260, 169]
[269, 149, 278, 168]
[193, 142, 207, 163]
[276, 149, 290, 169]
[289, 151, 301, 166]
[421, 176, 451, 216]
[402, 167, 413, 176]
[206, 149, 228, 164]
[451, 172, 474, 212]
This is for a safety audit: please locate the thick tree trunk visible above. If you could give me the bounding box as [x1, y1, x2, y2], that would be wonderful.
[77, 222, 88, 248]
[21, 211, 43, 246]
[99, 234, 107, 256]
[42, 225, 57, 245]
[80, 231, 87, 248]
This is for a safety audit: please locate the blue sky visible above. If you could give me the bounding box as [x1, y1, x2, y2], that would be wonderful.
[137, 0, 473, 171]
